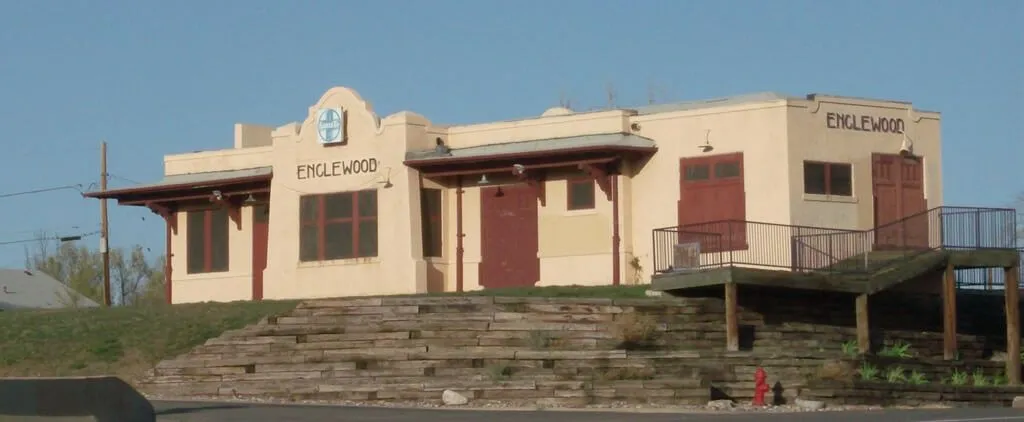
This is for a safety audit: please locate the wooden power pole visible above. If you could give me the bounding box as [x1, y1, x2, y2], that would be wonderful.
[100, 141, 111, 307]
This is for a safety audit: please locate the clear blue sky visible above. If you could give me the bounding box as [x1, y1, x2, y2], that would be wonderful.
[0, 0, 1021, 267]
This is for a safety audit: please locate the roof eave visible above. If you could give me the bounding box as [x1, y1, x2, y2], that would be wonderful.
[83, 174, 273, 200]
[403, 145, 658, 168]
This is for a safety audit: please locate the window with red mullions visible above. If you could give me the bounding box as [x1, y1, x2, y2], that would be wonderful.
[421, 188, 443, 258]
[186, 207, 230, 274]
[299, 190, 378, 261]
[567, 178, 595, 210]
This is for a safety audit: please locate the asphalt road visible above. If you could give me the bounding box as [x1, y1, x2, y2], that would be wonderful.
[153, 401, 1024, 422]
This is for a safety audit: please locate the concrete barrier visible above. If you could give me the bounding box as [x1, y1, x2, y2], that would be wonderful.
[0, 376, 154, 422]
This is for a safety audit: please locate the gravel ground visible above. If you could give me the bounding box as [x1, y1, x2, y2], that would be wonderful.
[144, 393, 919, 414]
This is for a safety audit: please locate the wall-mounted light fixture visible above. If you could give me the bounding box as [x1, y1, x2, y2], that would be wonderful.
[699, 129, 714, 153]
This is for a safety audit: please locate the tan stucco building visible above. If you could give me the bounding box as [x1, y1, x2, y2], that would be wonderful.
[88, 87, 943, 304]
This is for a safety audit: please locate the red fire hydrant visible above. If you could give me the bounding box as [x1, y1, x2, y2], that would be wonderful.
[752, 367, 770, 407]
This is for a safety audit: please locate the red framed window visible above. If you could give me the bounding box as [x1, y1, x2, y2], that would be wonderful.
[421, 188, 443, 257]
[567, 178, 596, 210]
[803, 161, 853, 196]
[299, 190, 378, 261]
[186, 208, 230, 274]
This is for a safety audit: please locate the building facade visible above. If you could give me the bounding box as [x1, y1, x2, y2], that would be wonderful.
[88, 87, 942, 304]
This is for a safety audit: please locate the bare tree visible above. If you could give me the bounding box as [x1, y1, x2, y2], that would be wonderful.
[22, 233, 164, 307]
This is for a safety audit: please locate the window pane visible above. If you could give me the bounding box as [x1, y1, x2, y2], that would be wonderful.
[427, 219, 442, 257]
[421, 189, 442, 257]
[299, 224, 320, 262]
[829, 164, 853, 196]
[357, 190, 377, 217]
[208, 208, 230, 272]
[324, 193, 352, 220]
[803, 162, 827, 194]
[186, 211, 207, 274]
[684, 164, 709, 181]
[714, 162, 741, 179]
[568, 180, 595, 210]
[299, 196, 319, 222]
[357, 220, 378, 257]
[324, 221, 354, 260]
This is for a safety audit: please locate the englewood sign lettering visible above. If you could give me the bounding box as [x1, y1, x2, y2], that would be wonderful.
[826, 112, 905, 134]
[297, 158, 379, 180]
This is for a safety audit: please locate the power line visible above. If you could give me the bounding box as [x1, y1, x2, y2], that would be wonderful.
[0, 184, 88, 199]
[0, 230, 101, 247]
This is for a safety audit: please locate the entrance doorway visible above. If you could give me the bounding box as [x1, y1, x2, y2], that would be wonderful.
[678, 153, 747, 251]
[872, 153, 928, 249]
[479, 184, 539, 288]
[251, 203, 269, 300]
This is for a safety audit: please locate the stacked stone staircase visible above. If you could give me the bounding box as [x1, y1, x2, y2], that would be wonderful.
[139, 295, 997, 406]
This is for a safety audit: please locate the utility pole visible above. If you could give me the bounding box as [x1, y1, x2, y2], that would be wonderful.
[100, 141, 111, 307]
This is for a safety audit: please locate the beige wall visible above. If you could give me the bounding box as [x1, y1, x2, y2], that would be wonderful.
[160, 87, 943, 304]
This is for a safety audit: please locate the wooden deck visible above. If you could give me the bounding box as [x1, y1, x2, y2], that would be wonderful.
[650, 249, 1019, 295]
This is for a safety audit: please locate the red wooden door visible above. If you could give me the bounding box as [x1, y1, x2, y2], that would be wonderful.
[251, 203, 269, 300]
[678, 153, 746, 251]
[479, 184, 539, 288]
[872, 154, 928, 250]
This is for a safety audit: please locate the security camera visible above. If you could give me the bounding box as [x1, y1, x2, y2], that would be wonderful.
[212, 190, 223, 200]
[512, 164, 526, 175]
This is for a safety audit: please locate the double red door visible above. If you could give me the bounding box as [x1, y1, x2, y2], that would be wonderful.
[678, 153, 747, 251]
[872, 154, 928, 250]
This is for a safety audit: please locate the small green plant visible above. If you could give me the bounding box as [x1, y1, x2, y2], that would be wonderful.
[611, 312, 661, 350]
[878, 340, 913, 358]
[884, 365, 907, 383]
[907, 370, 928, 385]
[946, 368, 969, 386]
[840, 340, 859, 357]
[858, 361, 879, 381]
[991, 371, 1008, 386]
[527, 330, 554, 350]
[485, 363, 513, 381]
[971, 368, 990, 387]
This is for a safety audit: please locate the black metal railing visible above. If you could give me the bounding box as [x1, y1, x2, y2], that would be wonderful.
[652, 206, 1018, 276]
[652, 221, 856, 273]
[955, 248, 1024, 290]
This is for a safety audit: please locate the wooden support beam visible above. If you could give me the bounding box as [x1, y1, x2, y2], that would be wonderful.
[145, 203, 178, 234]
[209, 196, 243, 230]
[1006, 263, 1021, 385]
[513, 170, 546, 206]
[724, 282, 739, 352]
[579, 163, 612, 200]
[855, 293, 870, 355]
[942, 262, 958, 360]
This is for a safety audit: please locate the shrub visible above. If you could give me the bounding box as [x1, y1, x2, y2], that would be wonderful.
[907, 370, 928, 385]
[840, 340, 858, 358]
[884, 365, 907, 383]
[611, 312, 661, 350]
[858, 362, 879, 381]
[878, 340, 913, 358]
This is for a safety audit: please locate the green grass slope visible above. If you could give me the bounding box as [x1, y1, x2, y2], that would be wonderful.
[0, 300, 298, 380]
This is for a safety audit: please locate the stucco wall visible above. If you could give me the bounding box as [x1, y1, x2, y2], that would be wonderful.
[159, 87, 945, 304]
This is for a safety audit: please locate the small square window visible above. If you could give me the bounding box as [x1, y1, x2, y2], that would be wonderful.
[803, 161, 853, 197]
[567, 179, 595, 210]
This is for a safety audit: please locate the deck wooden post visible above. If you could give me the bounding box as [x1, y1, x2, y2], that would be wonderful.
[855, 294, 870, 355]
[724, 282, 739, 352]
[942, 262, 958, 360]
[1005, 263, 1021, 385]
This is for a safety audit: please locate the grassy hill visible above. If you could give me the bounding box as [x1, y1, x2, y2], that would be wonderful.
[0, 285, 651, 381]
[0, 300, 299, 380]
